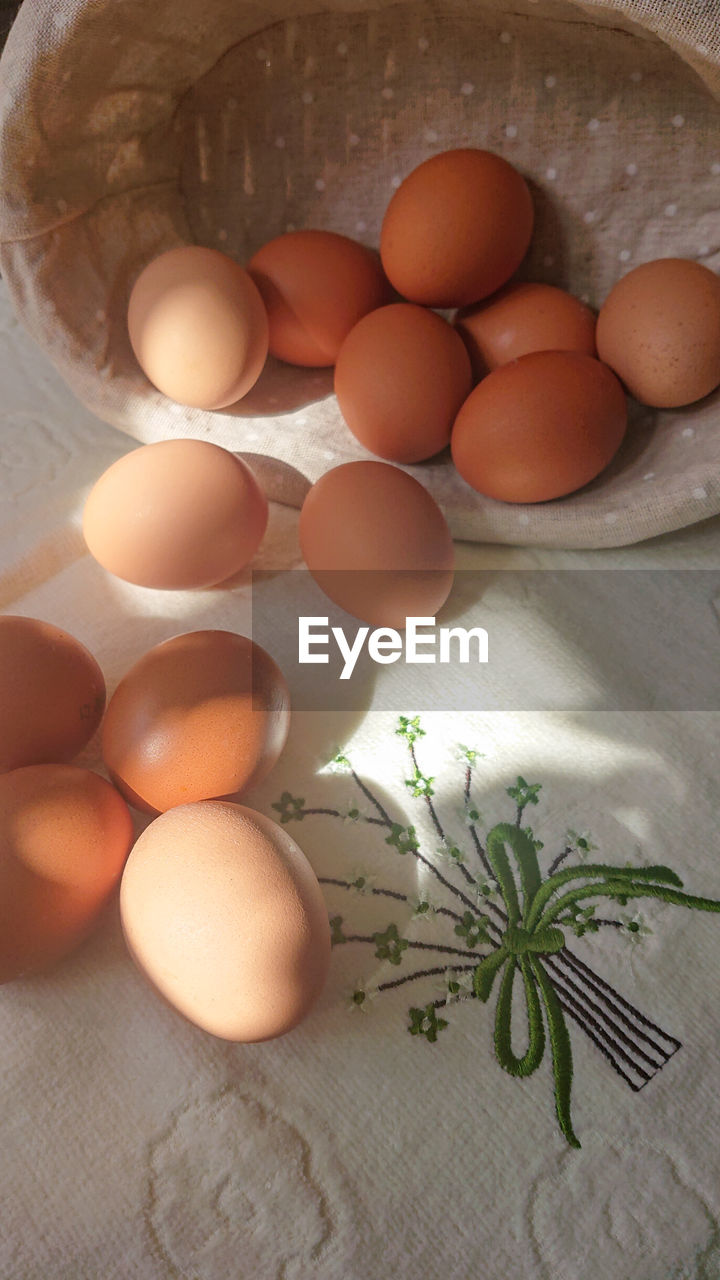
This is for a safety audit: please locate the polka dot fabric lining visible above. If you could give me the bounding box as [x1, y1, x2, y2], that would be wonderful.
[0, 0, 718, 548]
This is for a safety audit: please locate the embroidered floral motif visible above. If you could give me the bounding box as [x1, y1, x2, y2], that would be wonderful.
[408, 1004, 448, 1043]
[276, 716, 720, 1149]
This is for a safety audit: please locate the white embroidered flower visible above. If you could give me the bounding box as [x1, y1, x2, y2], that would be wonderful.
[437, 967, 475, 1004]
[346, 979, 379, 1012]
[340, 800, 364, 823]
[321, 750, 352, 775]
[565, 829, 597, 861]
[437, 840, 467, 867]
[474, 877, 500, 907]
[411, 897, 437, 922]
[461, 800, 483, 827]
[621, 911, 652, 944]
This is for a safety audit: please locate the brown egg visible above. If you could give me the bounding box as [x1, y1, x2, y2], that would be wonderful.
[127, 245, 269, 409]
[380, 148, 534, 307]
[0, 764, 134, 983]
[0, 616, 105, 773]
[299, 461, 454, 627]
[455, 282, 597, 380]
[120, 801, 330, 1041]
[83, 439, 268, 589]
[247, 229, 391, 366]
[451, 350, 627, 503]
[596, 258, 720, 407]
[334, 304, 472, 463]
[102, 631, 290, 814]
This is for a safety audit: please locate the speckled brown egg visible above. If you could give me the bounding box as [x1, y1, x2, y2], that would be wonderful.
[0, 616, 105, 773]
[455, 282, 597, 380]
[120, 801, 331, 1041]
[596, 258, 720, 407]
[334, 304, 472, 462]
[0, 764, 134, 983]
[299, 461, 454, 627]
[127, 245, 269, 409]
[102, 631, 290, 814]
[451, 350, 627, 503]
[247, 230, 391, 366]
[83, 439, 268, 589]
[380, 148, 534, 307]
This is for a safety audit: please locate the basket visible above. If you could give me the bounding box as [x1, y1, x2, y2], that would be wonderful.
[0, 0, 718, 547]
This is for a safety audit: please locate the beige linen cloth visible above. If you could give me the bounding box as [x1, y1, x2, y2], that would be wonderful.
[0, 0, 718, 547]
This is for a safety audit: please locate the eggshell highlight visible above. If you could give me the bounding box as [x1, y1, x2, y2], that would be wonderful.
[0, 616, 105, 774]
[0, 764, 134, 982]
[120, 801, 331, 1041]
[83, 439, 268, 589]
[127, 245, 269, 409]
[102, 631, 290, 814]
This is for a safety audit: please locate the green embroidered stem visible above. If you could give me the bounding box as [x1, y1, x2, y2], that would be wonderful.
[526, 863, 684, 932]
[486, 826, 522, 926]
[489, 822, 543, 924]
[531, 955, 581, 1149]
[537, 880, 720, 932]
[494, 955, 546, 1078]
[473, 947, 508, 1001]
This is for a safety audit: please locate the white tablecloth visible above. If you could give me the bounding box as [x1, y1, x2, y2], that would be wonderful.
[3, 277, 720, 1280]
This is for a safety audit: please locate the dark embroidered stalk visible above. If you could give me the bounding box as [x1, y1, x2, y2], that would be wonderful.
[345, 751, 483, 912]
[411, 849, 480, 915]
[542, 957, 667, 1073]
[408, 740, 478, 891]
[552, 987, 649, 1092]
[548, 846, 572, 876]
[343, 934, 484, 960]
[319, 877, 407, 903]
[378, 964, 478, 993]
[350, 767, 395, 828]
[296, 807, 387, 825]
[467, 820, 499, 889]
[556, 949, 682, 1053]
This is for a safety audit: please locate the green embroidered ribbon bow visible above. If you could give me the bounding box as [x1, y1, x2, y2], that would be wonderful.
[473, 823, 720, 1148]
